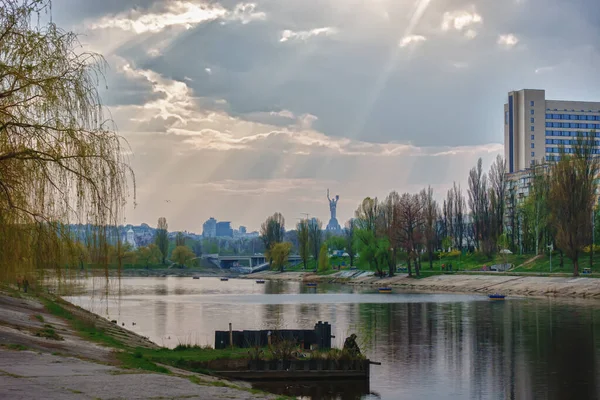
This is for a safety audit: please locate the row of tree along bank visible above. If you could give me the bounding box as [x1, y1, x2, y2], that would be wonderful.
[259, 137, 600, 277]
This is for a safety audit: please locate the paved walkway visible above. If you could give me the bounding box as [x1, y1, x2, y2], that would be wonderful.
[0, 349, 271, 400]
[250, 271, 600, 299]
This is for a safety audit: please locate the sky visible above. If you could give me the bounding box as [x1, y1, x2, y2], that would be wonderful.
[52, 0, 600, 232]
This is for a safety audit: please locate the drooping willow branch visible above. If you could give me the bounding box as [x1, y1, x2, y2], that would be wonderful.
[0, 0, 135, 285]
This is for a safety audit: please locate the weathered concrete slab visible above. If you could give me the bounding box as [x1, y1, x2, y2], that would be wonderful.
[0, 349, 274, 399]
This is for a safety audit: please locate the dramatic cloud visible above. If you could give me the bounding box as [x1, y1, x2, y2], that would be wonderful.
[280, 27, 337, 43]
[52, 0, 600, 231]
[399, 35, 427, 48]
[90, 1, 264, 33]
[441, 8, 483, 38]
[497, 33, 519, 48]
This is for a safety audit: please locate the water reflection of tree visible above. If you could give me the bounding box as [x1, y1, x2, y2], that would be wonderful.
[517, 301, 600, 400]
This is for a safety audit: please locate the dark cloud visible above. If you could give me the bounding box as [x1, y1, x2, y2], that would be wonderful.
[86, 0, 600, 148]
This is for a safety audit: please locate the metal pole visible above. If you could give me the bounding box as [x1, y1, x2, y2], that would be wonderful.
[229, 323, 233, 349]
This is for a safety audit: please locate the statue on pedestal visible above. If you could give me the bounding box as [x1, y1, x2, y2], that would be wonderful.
[326, 189, 341, 232]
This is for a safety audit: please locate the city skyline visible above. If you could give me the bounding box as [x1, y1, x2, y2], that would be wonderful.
[50, 0, 600, 232]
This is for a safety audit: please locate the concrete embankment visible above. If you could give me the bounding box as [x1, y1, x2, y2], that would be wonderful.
[0, 289, 277, 400]
[248, 271, 600, 299]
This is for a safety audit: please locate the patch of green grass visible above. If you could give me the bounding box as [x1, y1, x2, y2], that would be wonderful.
[34, 314, 44, 322]
[139, 346, 251, 364]
[116, 351, 170, 374]
[67, 389, 83, 394]
[2, 344, 28, 351]
[34, 324, 64, 341]
[42, 299, 126, 349]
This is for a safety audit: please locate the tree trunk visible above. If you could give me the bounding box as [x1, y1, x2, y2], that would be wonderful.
[407, 257, 412, 277]
[415, 254, 420, 277]
[429, 249, 433, 269]
[559, 250, 564, 267]
[350, 255, 354, 268]
[573, 258, 579, 277]
[389, 249, 396, 277]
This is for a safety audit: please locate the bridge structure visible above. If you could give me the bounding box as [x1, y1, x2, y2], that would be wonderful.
[203, 254, 302, 271]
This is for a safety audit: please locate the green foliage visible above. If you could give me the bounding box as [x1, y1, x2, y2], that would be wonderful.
[0, 0, 133, 285]
[34, 324, 64, 340]
[355, 229, 389, 274]
[344, 220, 357, 267]
[116, 351, 170, 374]
[136, 244, 162, 268]
[441, 237, 453, 251]
[318, 243, 329, 272]
[308, 218, 323, 264]
[155, 217, 169, 265]
[43, 298, 126, 349]
[261, 212, 285, 264]
[326, 235, 346, 251]
[270, 242, 292, 272]
[171, 245, 195, 268]
[175, 232, 186, 247]
[297, 219, 310, 270]
[549, 134, 600, 276]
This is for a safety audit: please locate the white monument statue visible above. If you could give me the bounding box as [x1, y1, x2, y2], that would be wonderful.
[326, 189, 341, 232]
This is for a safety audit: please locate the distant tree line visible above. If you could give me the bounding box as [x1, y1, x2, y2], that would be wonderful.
[258, 135, 599, 277]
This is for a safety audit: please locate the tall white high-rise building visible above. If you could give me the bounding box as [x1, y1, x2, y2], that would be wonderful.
[504, 89, 600, 173]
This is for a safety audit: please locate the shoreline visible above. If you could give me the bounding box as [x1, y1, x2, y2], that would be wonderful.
[0, 288, 278, 399]
[246, 270, 600, 299]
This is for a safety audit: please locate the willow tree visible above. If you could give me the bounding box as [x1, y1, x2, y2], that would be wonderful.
[549, 135, 599, 276]
[0, 0, 134, 285]
[260, 212, 285, 266]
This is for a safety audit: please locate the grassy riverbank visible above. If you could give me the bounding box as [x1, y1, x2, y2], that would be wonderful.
[0, 286, 290, 399]
[284, 251, 600, 277]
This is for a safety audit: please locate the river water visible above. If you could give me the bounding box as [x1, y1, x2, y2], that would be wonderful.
[66, 277, 600, 400]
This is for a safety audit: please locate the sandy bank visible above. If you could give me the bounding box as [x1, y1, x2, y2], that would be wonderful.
[248, 270, 600, 299]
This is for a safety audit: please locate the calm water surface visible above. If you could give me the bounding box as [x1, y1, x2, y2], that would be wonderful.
[67, 277, 600, 400]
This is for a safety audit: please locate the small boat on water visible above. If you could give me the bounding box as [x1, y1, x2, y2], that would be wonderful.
[256, 280, 266, 284]
[192, 276, 200, 280]
[220, 277, 229, 281]
[378, 287, 392, 293]
[306, 282, 317, 287]
[488, 293, 506, 300]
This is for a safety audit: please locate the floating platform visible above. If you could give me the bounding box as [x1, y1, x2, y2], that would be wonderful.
[256, 280, 266, 284]
[216, 359, 371, 381]
[220, 277, 229, 281]
[378, 287, 392, 293]
[306, 282, 317, 287]
[192, 277, 200, 280]
[488, 294, 506, 300]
